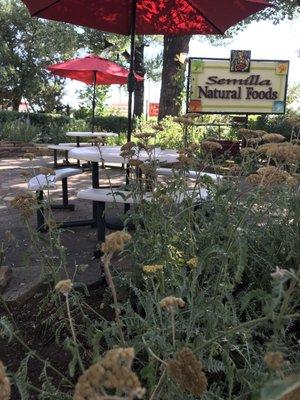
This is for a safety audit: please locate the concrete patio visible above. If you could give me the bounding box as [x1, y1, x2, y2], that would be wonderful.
[0, 155, 128, 304]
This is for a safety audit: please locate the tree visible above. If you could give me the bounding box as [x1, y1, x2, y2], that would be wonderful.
[80, 30, 160, 118]
[73, 85, 109, 121]
[0, 0, 78, 111]
[158, 0, 300, 120]
[158, 35, 190, 120]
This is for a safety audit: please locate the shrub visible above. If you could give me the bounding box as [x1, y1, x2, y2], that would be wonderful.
[248, 113, 300, 140]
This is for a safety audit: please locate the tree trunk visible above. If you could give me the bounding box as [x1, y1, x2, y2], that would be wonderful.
[133, 36, 145, 118]
[158, 35, 191, 121]
[12, 95, 22, 111]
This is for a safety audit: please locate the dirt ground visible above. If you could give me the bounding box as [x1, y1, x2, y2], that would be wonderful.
[0, 155, 129, 292]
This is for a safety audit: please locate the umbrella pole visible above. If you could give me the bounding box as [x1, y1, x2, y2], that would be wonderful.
[92, 71, 96, 133]
[127, 0, 137, 143]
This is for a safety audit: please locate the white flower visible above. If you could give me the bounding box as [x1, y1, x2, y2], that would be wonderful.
[270, 266, 289, 279]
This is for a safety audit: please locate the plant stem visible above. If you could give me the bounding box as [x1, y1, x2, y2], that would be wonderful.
[149, 366, 167, 400]
[65, 293, 85, 373]
[0, 295, 19, 332]
[142, 337, 168, 366]
[103, 253, 126, 346]
[171, 309, 176, 347]
[10, 330, 73, 386]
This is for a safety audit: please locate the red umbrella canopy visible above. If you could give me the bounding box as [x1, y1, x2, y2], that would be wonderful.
[23, 0, 272, 35]
[47, 55, 144, 85]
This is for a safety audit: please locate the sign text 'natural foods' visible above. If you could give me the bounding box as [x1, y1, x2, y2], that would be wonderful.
[187, 56, 289, 114]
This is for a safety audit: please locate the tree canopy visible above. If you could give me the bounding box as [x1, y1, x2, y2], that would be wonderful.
[0, 0, 79, 111]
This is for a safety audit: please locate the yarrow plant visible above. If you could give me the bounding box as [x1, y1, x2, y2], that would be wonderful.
[0, 120, 299, 400]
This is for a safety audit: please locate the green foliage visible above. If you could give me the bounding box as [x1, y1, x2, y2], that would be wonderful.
[248, 113, 297, 139]
[0, 110, 130, 142]
[73, 85, 109, 121]
[0, 0, 79, 111]
[0, 111, 70, 142]
[92, 115, 133, 134]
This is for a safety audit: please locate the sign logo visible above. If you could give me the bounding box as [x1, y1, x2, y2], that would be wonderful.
[187, 55, 289, 115]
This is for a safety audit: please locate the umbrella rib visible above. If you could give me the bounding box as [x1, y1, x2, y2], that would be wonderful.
[185, 0, 224, 35]
[32, 0, 61, 17]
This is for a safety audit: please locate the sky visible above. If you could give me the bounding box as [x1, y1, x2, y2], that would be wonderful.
[62, 15, 300, 109]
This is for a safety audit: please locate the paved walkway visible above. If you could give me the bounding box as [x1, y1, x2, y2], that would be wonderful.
[0, 156, 127, 302]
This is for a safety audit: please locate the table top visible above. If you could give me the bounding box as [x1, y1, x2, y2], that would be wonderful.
[66, 131, 118, 138]
[68, 146, 179, 164]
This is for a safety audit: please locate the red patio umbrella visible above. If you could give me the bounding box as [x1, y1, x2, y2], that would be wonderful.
[47, 54, 143, 132]
[22, 0, 273, 141]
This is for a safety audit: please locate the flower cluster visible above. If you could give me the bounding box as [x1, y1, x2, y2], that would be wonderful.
[238, 128, 266, 139]
[264, 351, 284, 370]
[201, 140, 222, 152]
[168, 347, 207, 396]
[286, 116, 300, 128]
[0, 361, 10, 400]
[240, 147, 257, 157]
[39, 167, 54, 176]
[246, 166, 297, 187]
[74, 347, 145, 400]
[142, 264, 164, 273]
[134, 132, 156, 140]
[173, 116, 195, 126]
[258, 143, 300, 164]
[160, 296, 185, 312]
[186, 257, 198, 269]
[101, 231, 131, 255]
[11, 192, 36, 217]
[262, 133, 285, 143]
[55, 279, 73, 295]
[23, 152, 35, 160]
[229, 164, 242, 176]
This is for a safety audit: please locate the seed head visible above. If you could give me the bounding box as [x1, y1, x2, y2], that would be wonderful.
[120, 149, 136, 159]
[264, 352, 284, 370]
[258, 143, 300, 163]
[39, 167, 54, 176]
[201, 141, 222, 152]
[142, 264, 164, 273]
[186, 257, 198, 269]
[173, 116, 195, 126]
[134, 132, 156, 139]
[229, 164, 242, 176]
[168, 347, 207, 396]
[129, 159, 144, 168]
[246, 137, 262, 146]
[121, 142, 136, 151]
[55, 279, 73, 295]
[240, 147, 257, 156]
[285, 117, 300, 127]
[238, 128, 264, 138]
[246, 167, 293, 186]
[74, 347, 145, 400]
[101, 231, 131, 255]
[23, 152, 35, 160]
[11, 192, 36, 217]
[160, 296, 185, 312]
[0, 361, 11, 400]
[262, 133, 285, 143]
